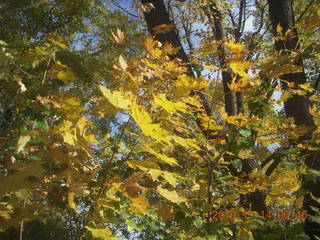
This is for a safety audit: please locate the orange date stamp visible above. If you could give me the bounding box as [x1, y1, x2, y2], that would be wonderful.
[211, 210, 307, 221]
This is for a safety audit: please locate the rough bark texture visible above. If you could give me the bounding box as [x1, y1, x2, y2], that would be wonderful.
[268, 0, 320, 238]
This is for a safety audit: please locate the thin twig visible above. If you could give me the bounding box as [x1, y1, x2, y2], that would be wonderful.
[296, 0, 316, 22]
[42, 54, 53, 85]
[111, 1, 138, 18]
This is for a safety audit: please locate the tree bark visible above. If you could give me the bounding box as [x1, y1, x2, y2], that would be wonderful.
[141, 0, 214, 117]
[268, 0, 320, 238]
[207, 2, 238, 116]
[205, 3, 268, 228]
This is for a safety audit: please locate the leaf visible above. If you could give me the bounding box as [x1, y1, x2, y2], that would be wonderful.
[153, 24, 175, 34]
[16, 134, 31, 154]
[14, 76, 27, 93]
[144, 148, 179, 166]
[118, 55, 128, 70]
[277, 24, 283, 36]
[148, 169, 179, 186]
[68, 192, 77, 211]
[144, 36, 162, 59]
[99, 86, 130, 110]
[0, 162, 43, 195]
[229, 61, 252, 77]
[129, 195, 150, 214]
[122, 172, 149, 198]
[111, 28, 126, 45]
[86, 225, 120, 240]
[57, 70, 77, 83]
[194, 218, 204, 229]
[34, 119, 49, 131]
[130, 100, 171, 144]
[157, 186, 187, 203]
[173, 74, 207, 97]
[49, 38, 68, 49]
[239, 128, 251, 137]
[153, 93, 189, 114]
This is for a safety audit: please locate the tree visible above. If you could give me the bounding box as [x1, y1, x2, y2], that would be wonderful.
[268, 0, 320, 238]
[1, 0, 320, 239]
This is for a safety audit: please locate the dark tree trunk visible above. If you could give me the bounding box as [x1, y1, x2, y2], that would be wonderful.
[268, 0, 320, 238]
[141, 0, 213, 116]
[207, 1, 267, 215]
[207, 2, 238, 116]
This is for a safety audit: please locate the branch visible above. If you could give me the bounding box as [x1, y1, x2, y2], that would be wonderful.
[296, 0, 316, 22]
[0, 0, 48, 14]
[111, 1, 138, 18]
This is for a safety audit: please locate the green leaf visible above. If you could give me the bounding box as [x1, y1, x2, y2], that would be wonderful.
[34, 119, 49, 131]
[239, 128, 251, 137]
[194, 217, 203, 229]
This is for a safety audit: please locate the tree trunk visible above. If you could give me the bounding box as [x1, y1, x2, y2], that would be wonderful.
[206, 1, 267, 214]
[207, 2, 238, 116]
[141, 0, 213, 116]
[268, 0, 320, 238]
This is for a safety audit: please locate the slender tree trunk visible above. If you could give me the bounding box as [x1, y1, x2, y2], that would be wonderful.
[207, 2, 238, 116]
[206, 3, 268, 227]
[268, 0, 320, 238]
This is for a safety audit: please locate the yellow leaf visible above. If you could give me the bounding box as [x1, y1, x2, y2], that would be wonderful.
[130, 195, 150, 214]
[16, 134, 31, 154]
[153, 93, 189, 114]
[99, 86, 130, 110]
[130, 100, 171, 144]
[119, 55, 128, 70]
[173, 74, 207, 97]
[35, 46, 50, 55]
[144, 36, 162, 59]
[57, 70, 77, 83]
[309, 105, 320, 118]
[204, 65, 216, 70]
[68, 192, 77, 211]
[127, 160, 159, 171]
[157, 186, 187, 203]
[229, 61, 252, 77]
[277, 24, 283, 36]
[148, 169, 178, 186]
[144, 148, 179, 166]
[0, 162, 44, 195]
[171, 135, 200, 150]
[111, 28, 126, 45]
[238, 227, 253, 239]
[226, 40, 246, 53]
[49, 38, 68, 49]
[86, 225, 120, 240]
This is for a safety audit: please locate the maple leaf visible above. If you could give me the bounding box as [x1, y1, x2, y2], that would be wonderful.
[99, 86, 130, 110]
[121, 172, 149, 198]
[130, 100, 172, 144]
[111, 28, 126, 45]
[153, 93, 189, 114]
[157, 186, 187, 203]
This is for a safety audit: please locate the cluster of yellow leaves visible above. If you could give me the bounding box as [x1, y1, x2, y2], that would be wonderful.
[223, 113, 260, 127]
[266, 169, 301, 207]
[275, 24, 296, 41]
[173, 74, 208, 97]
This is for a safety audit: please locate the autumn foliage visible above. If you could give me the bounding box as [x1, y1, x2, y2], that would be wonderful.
[1, 0, 320, 239]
